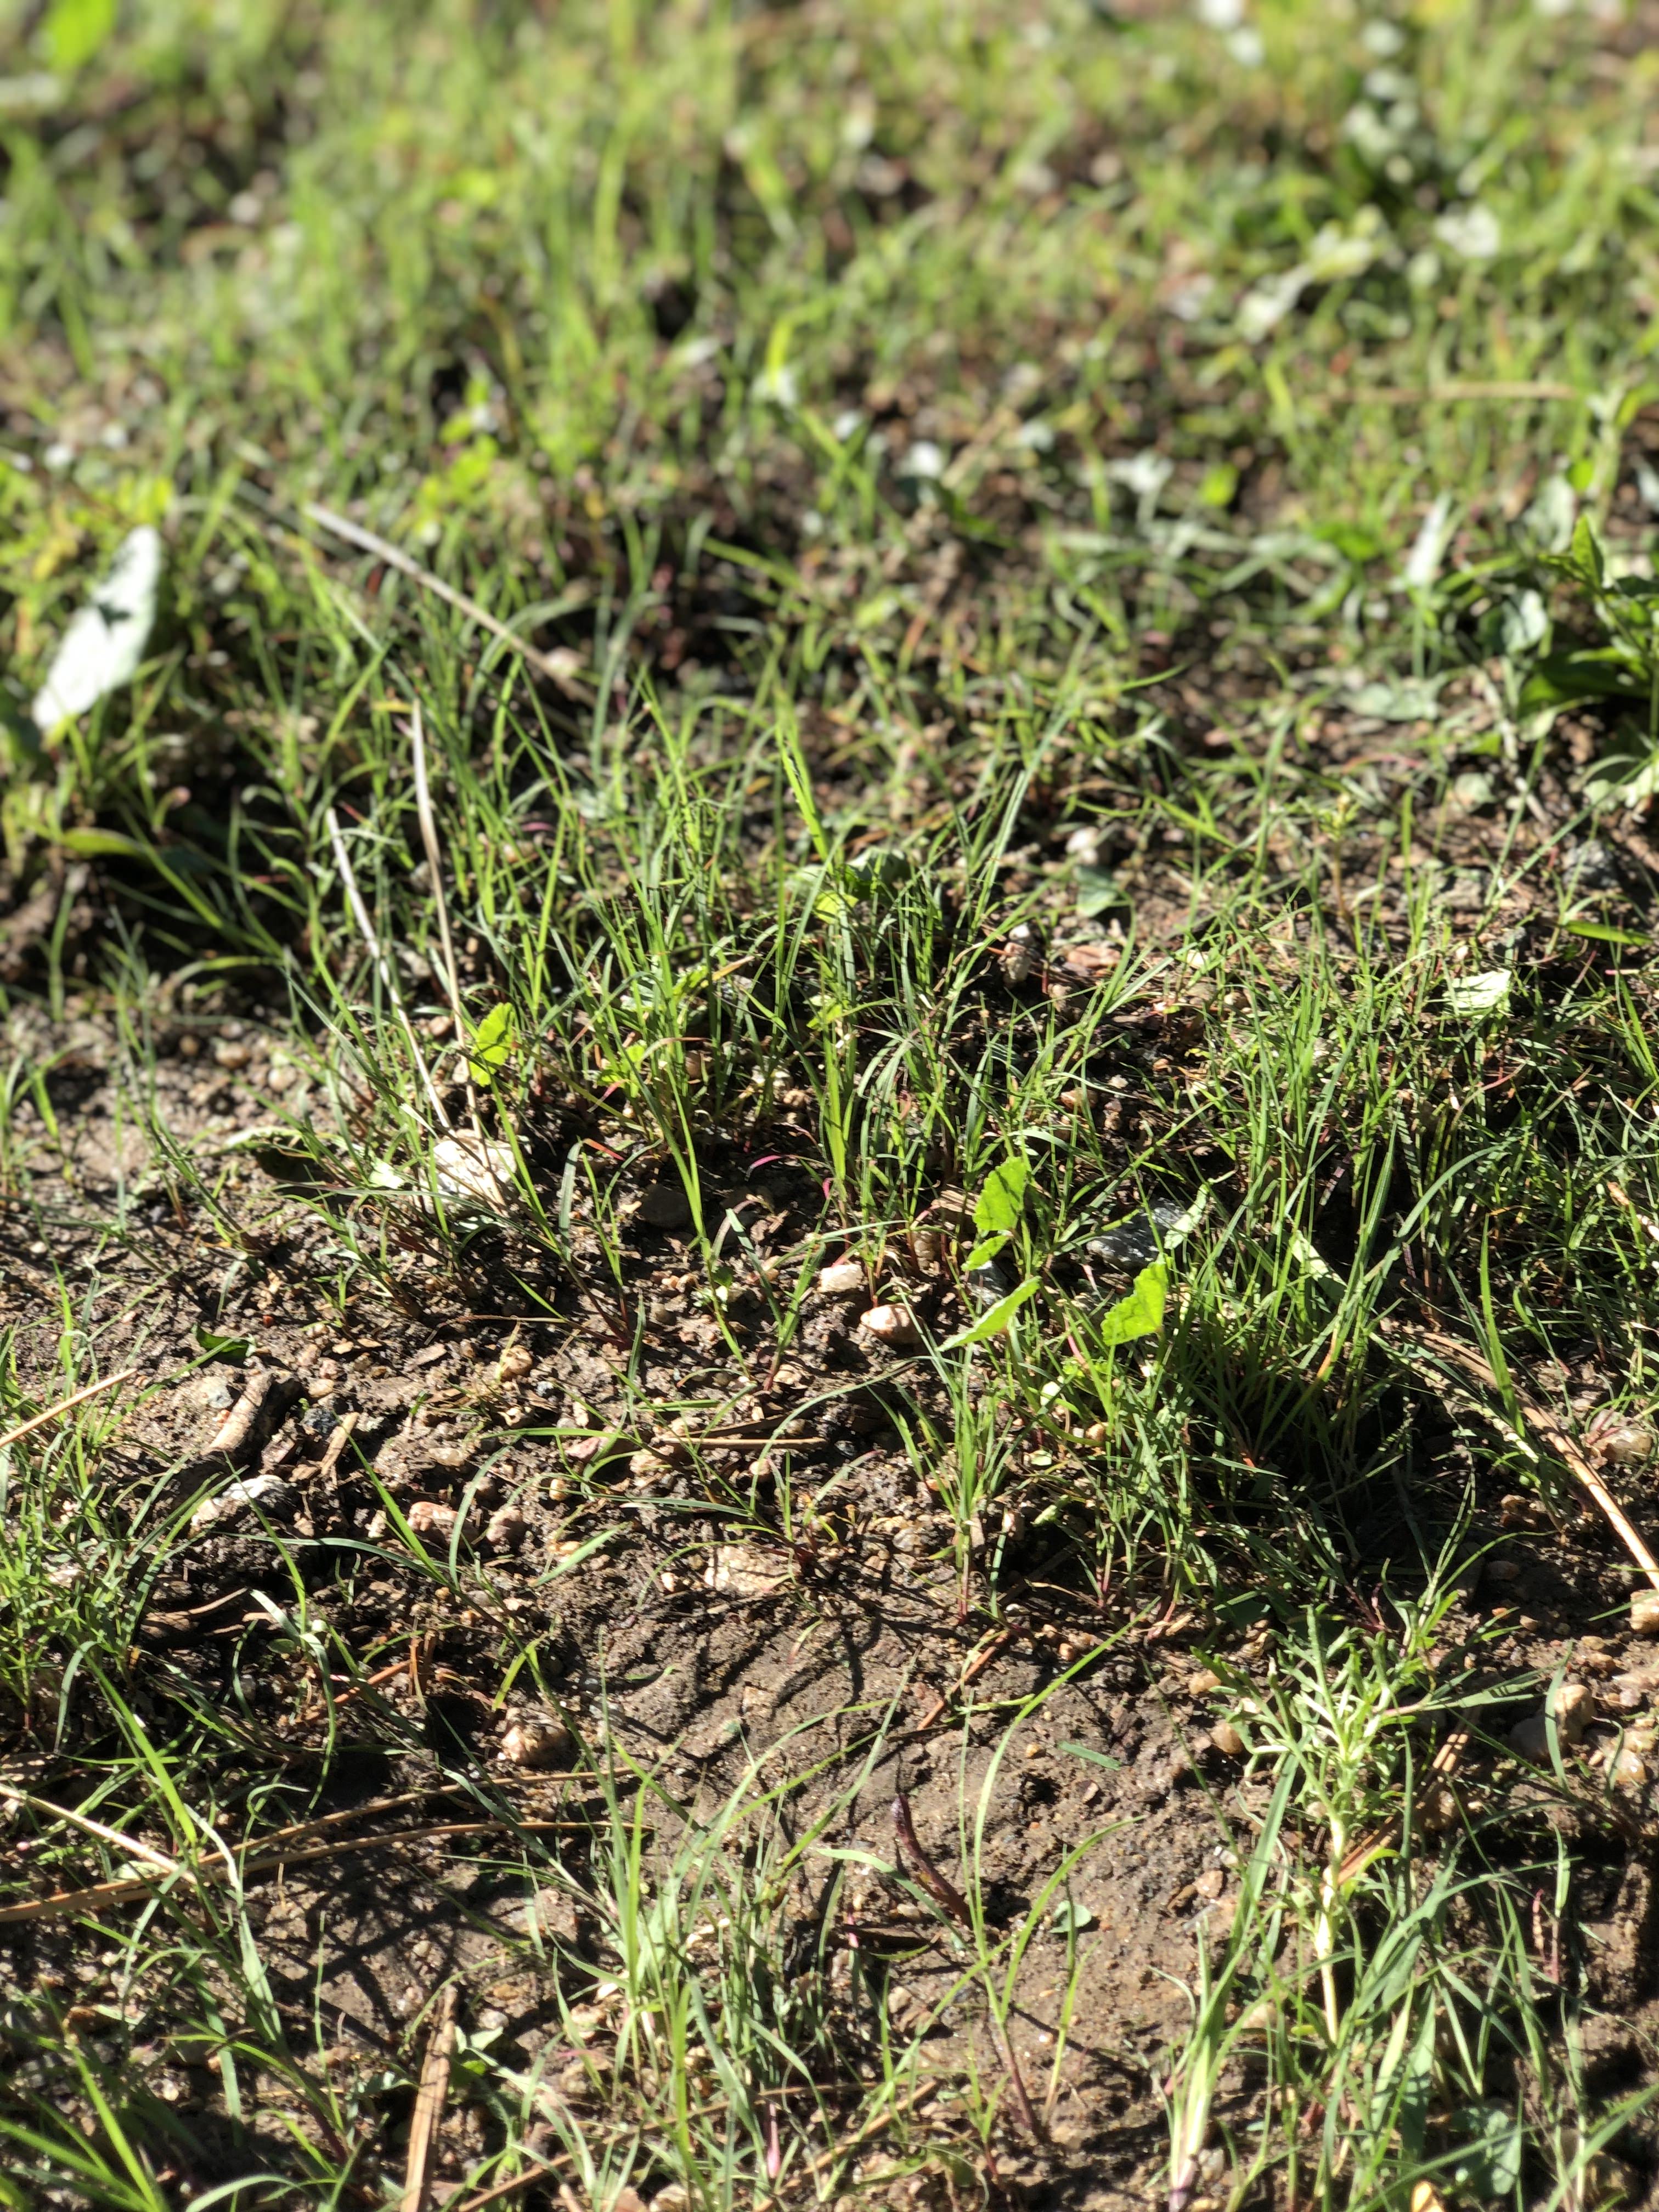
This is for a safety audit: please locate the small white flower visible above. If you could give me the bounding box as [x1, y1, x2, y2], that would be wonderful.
[1406, 247, 1442, 292]
[1401, 494, 1454, 592]
[1237, 268, 1307, 341]
[1433, 201, 1501, 262]
[755, 362, 798, 409]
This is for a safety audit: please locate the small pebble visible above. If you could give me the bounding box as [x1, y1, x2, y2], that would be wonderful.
[189, 1474, 298, 1533]
[860, 1304, 919, 1347]
[817, 1259, 865, 1296]
[910, 1228, 946, 1271]
[1549, 1682, 1595, 1742]
[498, 1343, 534, 1384]
[1509, 1714, 1554, 1764]
[637, 1184, 691, 1230]
[502, 1713, 573, 1770]
[1611, 1747, 1647, 1790]
[485, 1502, 527, 1549]
[1633, 1592, 1659, 1638]
[1000, 923, 1043, 986]
[1417, 1781, 1459, 1833]
[1187, 1668, 1221, 1696]
[180, 1374, 237, 1415]
[1598, 1419, 1655, 1467]
[1210, 1722, 1245, 1759]
[966, 1259, 1013, 1309]
[407, 1499, 458, 1538]
[213, 1039, 252, 1070]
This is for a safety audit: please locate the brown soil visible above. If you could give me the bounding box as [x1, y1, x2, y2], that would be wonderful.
[7, 821, 1659, 2207]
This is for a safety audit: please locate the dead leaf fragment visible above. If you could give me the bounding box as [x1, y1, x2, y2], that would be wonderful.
[432, 1133, 515, 1207]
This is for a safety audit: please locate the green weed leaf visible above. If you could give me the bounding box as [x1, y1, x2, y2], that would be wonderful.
[467, 1002, 516, 1085]
[1074, 864, 1122, 918]
[59, 828, 150, 860]
[940, 1275, 1040, 1348]
[1058, 1742, 1122, 1770]
[197, 1329, 251, 1362]
[1562, 918, 1647, 946]
[1449, 2103, 1522, 2200]
[777, 706, 828, 861]
[43, 0, 117, 71]
[1520, 650, 1645, 713]
[1096, 1261, 1168, 1346]
[974, 1159, 1030, 1241]
[1568, 511, 1606, 591]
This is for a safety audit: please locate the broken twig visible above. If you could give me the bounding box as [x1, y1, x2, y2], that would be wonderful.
[400, 1983, 459, 2212]
[1406, 1325, 1659, 1591]
[891, 1793, 971, 1925]
[0, 1368, 142, 1455]
[0, 1814, 585, 1927]
[325, 805, 451, 1126]
[409, 703, 508, 1208]
[303, 501, 589, 696]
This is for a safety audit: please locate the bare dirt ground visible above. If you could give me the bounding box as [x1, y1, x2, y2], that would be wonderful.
[8, 680, 1659, 2203]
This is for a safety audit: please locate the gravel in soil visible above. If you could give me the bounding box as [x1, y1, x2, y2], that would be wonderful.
[6, 893, 1659, 2203]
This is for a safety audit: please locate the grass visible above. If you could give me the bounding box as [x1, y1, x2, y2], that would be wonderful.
[4, 0, 1659, 2205]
